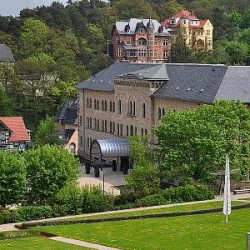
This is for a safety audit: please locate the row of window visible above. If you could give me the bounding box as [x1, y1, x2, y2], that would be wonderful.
[86, 117, 148, 137]
[118, 48, 169, 58]
[86, 98, 146, 118]
[116, 37, 169, 46]
[86, 98, 115, 112]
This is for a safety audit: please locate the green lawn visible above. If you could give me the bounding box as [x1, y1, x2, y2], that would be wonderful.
[67, 200, 244, 220]
[41, 208, 250, 250]
[0, 236, 91, 250]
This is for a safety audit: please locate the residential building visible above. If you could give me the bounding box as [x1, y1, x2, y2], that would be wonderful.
[77, 62, 250, 165]
[55, 100, 78, 155]
[111, 18, 173, 63]
[162, 10, 213, 50]
[0, 116, 30, 151]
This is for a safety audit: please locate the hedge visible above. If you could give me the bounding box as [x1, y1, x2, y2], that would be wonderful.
[0, 230, 40, 240]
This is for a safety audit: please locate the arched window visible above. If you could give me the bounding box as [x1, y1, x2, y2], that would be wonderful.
[94, 118, 96, 129]
[97, 100, 99, 110]
[89, 98, 92, 108]
[134, 127, 137, 135]
[97, 119, 99, 130]
[105, 100, 107, 111]
[87, 117, 89, 128]
[118, 100, 122, 114]
[110, 121, 112, 133]
[105, 120, 107, 132]
[142, 103, 146, 118]
[158, 108, 161, 120]
[120, 124, 123, 136]
[102, 120, 104, 131]
[133, 101, 136, 116]
[110, 101, 112, 112]
[90, 118, 92, 129]
[117, 124, 120, 135]
[137, 38, 147, 45]
[102, 100, 104, 110]
[130, 125, 133, 136]
[162, 108, 165, 117]
[87, 98, 89, 108]
[129, 101, 133, 114]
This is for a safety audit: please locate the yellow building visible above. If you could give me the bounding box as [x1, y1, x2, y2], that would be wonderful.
[162, 10, 213, 50]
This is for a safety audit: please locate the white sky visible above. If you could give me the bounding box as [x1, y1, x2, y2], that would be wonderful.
[0, 0, 68, 16]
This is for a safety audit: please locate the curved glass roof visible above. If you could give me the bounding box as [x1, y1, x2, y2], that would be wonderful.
[91, 138, 129, 158]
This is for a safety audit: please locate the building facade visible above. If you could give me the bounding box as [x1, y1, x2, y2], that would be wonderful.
[77, 62, 250, 162]
[162, 10, 213, 50]
[111, 18, 173, 63]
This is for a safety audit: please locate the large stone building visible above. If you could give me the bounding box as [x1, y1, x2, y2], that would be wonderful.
[77, 62, 250, 166]
[162, 10, 213, 50]
[111, 18, 173, 63]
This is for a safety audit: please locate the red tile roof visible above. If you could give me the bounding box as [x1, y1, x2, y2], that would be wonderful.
[0, 117, 29, 142]
[170, 10, 198, 20]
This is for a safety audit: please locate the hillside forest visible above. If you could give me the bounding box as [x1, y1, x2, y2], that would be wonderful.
[1, 0, 250, 129]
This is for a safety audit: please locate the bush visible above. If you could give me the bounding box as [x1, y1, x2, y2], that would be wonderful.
[161, 185, 214, 203]
[9, 206, 53, 222]
[135, 194, 169, 207]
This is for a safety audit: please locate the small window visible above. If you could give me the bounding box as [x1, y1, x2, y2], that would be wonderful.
[120, 124, 123, 136]
[117, 124, 120, 135]
[130, 125, 133, 136]
[102, 120, 104, 131]
[118, 100, 122, 114]
[94, 99, 97, 109]
[145, 129, 148, 135]
[110, 121, 112, 133]
[110, 101, 112, 112]
[105, 100, 107, 111]
[87, 117, 89, 128]
[105, 120, 107, 132]
[127, 125, 129, 136]
[113, 101, 115, 112]
[142, 103, 146, 118]
[158, 108, 161, 120]
[90, 118, 92, 129]
[89, 98, 92, 108]
[87, 98, 89, 108]
[141, 128, 144, 136]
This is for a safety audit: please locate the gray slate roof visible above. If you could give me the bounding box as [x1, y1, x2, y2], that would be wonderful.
[152, 64, 228, 103]
[124, 64, 169, 81]
[215, 66, 250, 103]
[77, 62, 250, 104]
[77, 63, 160, 91]
[0, 44, 15, 62]
[116, 18, 172, 36]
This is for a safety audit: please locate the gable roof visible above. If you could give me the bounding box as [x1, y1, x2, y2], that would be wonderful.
[0, 44, 15, 62]
[77, 62, 250, 104]
[118, 64, 169, 81]
[215, 66, 250, 103]
[77, 62, 161, 91]
[152, 64, 227, 103]
[0, 117, 29, 142]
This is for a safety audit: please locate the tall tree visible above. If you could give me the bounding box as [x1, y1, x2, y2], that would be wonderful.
[156, 101, 250, 185]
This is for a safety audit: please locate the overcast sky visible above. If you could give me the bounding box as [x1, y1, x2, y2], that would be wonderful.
[0, 0, 68, 16]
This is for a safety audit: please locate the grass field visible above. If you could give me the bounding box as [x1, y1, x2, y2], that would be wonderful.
[0, 236, 91, 250]
[67, 200, 244, 220]
[41, 208, 250, 250]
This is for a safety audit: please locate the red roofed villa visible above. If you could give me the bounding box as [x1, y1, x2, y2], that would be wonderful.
[0, 116, 30, 151]
[162, 10, 213, 51]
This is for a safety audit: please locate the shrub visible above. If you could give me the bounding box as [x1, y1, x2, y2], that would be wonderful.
[9, 206, 53, 222]
[135, 194, 169, 207]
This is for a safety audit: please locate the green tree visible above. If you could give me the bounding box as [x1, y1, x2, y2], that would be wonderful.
[125, 135, 160, 198]
[224, 40, 249, 65]
[24, 145, 80, 204]
[0, 151, 27, 208]
[35, 117, 60, 146]
[155, 101, 250, 185]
